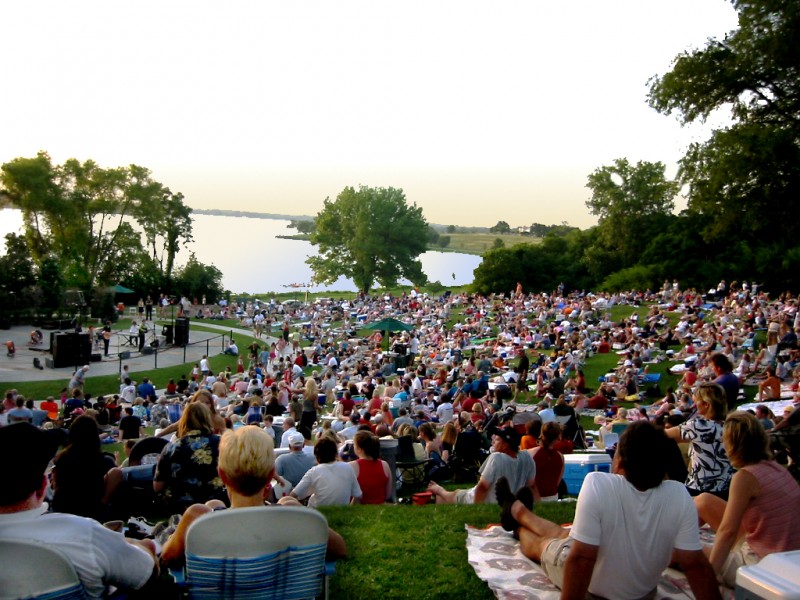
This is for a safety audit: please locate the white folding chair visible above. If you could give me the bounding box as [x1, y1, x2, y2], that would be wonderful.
[0, 539, 86, 600]
[181, 505, 330, 600]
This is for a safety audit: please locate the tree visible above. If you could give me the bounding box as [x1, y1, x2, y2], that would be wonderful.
[0, 153, 193, 294]
[138, 186, 193, 291]
[307, 186, 428, 293]
[648, 0, 800, 245]
[437, 235, 451, 248]
[492, 238, 505, 249]
[447, 224, 456, 234]
[585, 158, 679, 266]
[489, 220, 511, 234]
[173, 253, 225, 303]
[288, 219, 316, 235]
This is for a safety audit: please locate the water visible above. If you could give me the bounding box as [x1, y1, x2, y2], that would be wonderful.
[0, 209, 482, 293]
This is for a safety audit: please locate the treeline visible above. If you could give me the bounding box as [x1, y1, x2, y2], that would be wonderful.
[0, 153, 225, 323]
[475, 0, 800, 296]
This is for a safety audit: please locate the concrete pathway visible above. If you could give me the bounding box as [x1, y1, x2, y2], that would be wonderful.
[0, 320, 281, 384]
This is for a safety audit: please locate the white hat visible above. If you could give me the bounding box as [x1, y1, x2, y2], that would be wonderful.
[288, 432, 305, 447]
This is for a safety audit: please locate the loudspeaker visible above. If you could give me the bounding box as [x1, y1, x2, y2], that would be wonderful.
[162, 324, 174, 345]
[174, 317, 189, 346]
[90, 353, 102, 362]
[52, 333, 91, 368]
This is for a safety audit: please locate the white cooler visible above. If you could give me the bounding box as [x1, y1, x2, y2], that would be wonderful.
[735, 551, 800, 600]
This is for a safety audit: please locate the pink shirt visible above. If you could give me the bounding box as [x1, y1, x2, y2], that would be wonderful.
[740, 461, 800, 557]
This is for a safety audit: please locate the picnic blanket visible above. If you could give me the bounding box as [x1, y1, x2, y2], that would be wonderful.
[466, 525, 721, 600]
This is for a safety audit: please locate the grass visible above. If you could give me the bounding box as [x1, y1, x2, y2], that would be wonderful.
[319, 501, 576, 599]
[274, 231, 540, 257]
[437, 232, 540, 255]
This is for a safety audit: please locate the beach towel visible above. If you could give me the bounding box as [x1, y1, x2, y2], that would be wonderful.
[466, 524, 721, 600]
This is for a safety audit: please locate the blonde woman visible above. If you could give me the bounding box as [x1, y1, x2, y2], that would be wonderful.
[694, 411, 800, 587]
[665, 382, 733, 499]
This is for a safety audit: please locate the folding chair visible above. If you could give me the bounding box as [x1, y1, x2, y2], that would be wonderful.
[0, 539, 86, 600]
[448, 429, 487, 484]
[555, 414, 586, 449]
[178, 506, 330, 600]
[395, 435, 429, 490]
[611, 422, 630, 436]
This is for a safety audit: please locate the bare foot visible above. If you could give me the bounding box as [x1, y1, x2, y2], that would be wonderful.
[427, 482, 443, 495]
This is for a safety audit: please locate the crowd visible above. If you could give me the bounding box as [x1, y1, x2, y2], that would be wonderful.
[2, 282, 800, 597]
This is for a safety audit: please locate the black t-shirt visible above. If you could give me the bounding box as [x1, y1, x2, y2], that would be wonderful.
[119, 415, 142, 439]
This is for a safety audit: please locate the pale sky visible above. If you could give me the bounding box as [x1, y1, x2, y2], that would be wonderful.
[1, 0, 738, 229]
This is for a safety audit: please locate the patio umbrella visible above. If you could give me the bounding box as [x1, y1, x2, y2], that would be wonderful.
[363, 317, 413, 351]
[111, 284, 135, 294]
[363, 317, 412, 332]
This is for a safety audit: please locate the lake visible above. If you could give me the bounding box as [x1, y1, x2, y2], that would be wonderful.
[0, 209, 482, 293]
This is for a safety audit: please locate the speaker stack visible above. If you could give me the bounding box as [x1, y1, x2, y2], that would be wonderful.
[174, 317, 190, 346]
[51, 332, 91, 368]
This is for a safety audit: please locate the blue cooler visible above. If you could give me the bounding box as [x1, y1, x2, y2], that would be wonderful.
[563, 453, 612, 495]
[735, 550, 800, 600]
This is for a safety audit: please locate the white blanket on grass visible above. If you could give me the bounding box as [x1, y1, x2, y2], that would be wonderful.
[466, 524, 721, 600]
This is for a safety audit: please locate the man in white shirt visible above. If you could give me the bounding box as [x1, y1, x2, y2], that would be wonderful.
[436, 399, 454, 424]
[503, 422, 720, 600]
[280, 417, 299, 448]
[0, 424, 158, 598]
[536, 401, 555, 423]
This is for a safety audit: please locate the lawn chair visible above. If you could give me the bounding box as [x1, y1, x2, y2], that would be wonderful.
[448, 429, 487, 484]
[611, 422, 630, 436]
[0, 539, 86, 600]
[177, 505, 330, 600]
[555, 414, 586, 449]
[396, 435, 429, 490]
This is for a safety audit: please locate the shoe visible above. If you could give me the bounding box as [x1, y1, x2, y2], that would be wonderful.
[495, 477, 517, 532]
[516, 486, 534, 513]
[127, 516, 154, 536]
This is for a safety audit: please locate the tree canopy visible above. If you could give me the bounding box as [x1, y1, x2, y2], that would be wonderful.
[648, 0, 800, 246]
[0, 152, 194, 293]
[585, 158, 679, 267]
[307, 185, 428, 293]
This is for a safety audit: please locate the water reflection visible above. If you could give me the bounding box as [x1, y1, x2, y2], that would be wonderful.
[0, 209, 482, 293]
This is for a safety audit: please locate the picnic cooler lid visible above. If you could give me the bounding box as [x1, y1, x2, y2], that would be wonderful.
[563, 454, 612, 466]
[735, 550, 800, 600]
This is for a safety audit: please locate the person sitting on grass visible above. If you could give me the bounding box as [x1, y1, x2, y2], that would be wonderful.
[427, 426, 535, 505]
[0, 423, 160, 598]
[497, 421, 721, 600]
[290, 437, 362, 507]
[160, 425, 346, 567]
[694, 411, 800, 588]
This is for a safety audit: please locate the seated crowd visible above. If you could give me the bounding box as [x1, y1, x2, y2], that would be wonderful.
[3, 283, 800, 597]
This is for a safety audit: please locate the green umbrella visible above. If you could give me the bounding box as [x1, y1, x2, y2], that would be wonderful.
[363, 317, 413, 351]
[363, 317, 412, 332]
[111, 284, 135, 294]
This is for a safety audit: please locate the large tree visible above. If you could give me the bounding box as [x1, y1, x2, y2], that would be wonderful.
[307, 185, 428, 293]
[0, 152, 193, 291]
[585, 158, 679, 267]
[648, 0, 800, 245]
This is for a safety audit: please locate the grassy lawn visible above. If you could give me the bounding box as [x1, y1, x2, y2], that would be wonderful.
[437, 232, 540, 255]
[319, 500, 576, 599]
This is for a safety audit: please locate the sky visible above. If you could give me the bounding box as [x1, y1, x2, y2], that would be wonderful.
[0, 0, 739, 229]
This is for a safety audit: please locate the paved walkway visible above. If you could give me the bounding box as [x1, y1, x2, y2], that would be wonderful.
[0, 320, 281, 384]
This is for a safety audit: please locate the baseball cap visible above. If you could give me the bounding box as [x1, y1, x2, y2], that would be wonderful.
[488, 425, 520, 451]
[288, 432, 305, 447]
